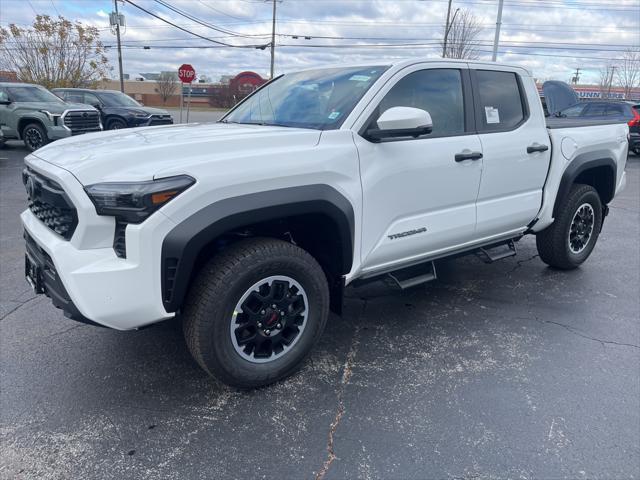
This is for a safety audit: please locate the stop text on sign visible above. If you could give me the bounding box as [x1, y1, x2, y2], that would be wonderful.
[178, 64, 196, 83]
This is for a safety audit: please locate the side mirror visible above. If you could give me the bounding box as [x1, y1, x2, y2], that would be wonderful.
[366, 106, 433, 141]
[91, 103, 102, 110]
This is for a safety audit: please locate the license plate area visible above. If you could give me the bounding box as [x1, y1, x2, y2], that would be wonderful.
[25, 253, 45, 294]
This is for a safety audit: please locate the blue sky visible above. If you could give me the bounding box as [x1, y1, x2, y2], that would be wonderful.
[1, 0, 638, 84]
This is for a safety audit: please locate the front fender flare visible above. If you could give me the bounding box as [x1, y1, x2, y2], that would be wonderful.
[160, 185, 355, 313]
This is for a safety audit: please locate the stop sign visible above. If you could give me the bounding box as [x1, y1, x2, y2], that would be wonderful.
[178, 64, 196, 83]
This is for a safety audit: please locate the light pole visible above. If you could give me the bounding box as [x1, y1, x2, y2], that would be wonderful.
[491, 0, 504, 62]
[442, 0, 453, 58]
[270, 0, 277, 78]
[442, 8, 460, 58]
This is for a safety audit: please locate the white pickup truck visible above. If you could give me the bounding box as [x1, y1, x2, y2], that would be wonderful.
[22, 59, 628, 387]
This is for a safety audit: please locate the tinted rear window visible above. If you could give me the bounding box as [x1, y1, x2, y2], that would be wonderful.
[475, 70, 525, 131]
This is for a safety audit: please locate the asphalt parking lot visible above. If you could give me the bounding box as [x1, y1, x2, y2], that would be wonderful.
[1, 140, 638, 480]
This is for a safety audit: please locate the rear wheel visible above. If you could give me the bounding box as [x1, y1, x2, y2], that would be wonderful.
[183, 237, 330, 388]
[536, 184, 602, 269]
[22, 123, 49, 152]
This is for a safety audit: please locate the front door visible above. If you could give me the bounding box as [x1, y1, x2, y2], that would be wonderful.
[353, 65, 483, 274]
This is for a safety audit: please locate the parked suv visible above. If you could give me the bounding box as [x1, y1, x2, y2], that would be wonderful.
[0, 83, 102, 151]
[22, 60, 628, 388]
[53, 88, 173, 130]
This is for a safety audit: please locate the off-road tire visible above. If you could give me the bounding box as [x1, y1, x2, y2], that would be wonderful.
[182, 237, 330, 388]
[106, 118, 127, 130]
[536, 184, 602, 270]
[22, 123, 49, 152]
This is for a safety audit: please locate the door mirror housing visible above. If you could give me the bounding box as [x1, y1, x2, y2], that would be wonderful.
[366, 107, 433, 141]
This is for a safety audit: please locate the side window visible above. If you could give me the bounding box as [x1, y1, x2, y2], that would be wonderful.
[0, 87, 9, 102]
[66, 92, 84, 103]
[584, 103, 606, 116]
[83, 93, 101, 107]
[374, 69, 465, 136]
[475, 70, 525, 131]
[605, 104, 624, 116]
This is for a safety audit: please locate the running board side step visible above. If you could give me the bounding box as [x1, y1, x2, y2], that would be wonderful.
[476, 239, 517, 264]
[385, 261, 437, 290]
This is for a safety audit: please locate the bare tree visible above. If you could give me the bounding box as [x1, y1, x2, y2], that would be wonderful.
[0, 15, 110, 89]
[598, 64, 616, 99]
[615, 48, 640, 99]
[156, 72, 178, 104]
[441, 9, 483, 60]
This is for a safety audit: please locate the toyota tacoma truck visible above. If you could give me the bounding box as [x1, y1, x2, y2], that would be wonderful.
[21, 60, 629, 388]
[0, 82, 102, 151]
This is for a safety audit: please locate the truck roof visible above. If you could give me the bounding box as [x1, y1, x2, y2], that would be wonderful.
[0, 82, 44, 88]
[292, 58, 532, 76]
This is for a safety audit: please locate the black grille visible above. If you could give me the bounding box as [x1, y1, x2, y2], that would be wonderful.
[63, 110, 102, 135]
[149, 115, 174, 126]
[163, 257, 179, 302]
[23, 169, 78, 240]
[113, 221, 127, 258]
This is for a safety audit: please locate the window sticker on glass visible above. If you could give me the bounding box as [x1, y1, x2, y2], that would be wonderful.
[349, 75, 371, 82]
[485, 106, 500, 124]
[328, 111, 341, 120]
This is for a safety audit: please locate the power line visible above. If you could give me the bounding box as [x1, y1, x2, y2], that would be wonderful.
[123, 0, 258, 47]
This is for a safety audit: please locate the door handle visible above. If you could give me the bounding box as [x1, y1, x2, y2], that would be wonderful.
[527, 143, 549, 154]
[455, 151, 483, 162]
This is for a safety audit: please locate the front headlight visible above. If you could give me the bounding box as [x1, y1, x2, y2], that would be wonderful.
[132, 111, 151, 118]
[39, 110, 62, 125]
[85, 175, 195, 223]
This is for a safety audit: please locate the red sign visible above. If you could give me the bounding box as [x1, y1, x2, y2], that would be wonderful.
[178, 64, 196, 84]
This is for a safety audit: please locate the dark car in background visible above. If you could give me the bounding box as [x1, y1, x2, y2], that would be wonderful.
[52, 88, 173, 130]
[556, 100, 635, 122]
[625, 101, 640, 155]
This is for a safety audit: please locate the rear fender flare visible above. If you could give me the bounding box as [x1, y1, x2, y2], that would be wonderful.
[553, 151, 616, 217]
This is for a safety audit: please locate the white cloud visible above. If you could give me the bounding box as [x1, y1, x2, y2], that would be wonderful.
[1, 0, 638, 84]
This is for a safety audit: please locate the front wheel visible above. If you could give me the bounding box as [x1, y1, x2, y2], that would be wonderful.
[22, 123, 49, 152]
[182, 238, 330, 388]
[106, 118, 127, 130]
[536, 184, 603, 269]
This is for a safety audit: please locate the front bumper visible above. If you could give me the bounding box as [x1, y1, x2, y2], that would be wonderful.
[21, 157, 176, 330]
[46, 125, 73, 140]
[131, 116, 174, 127]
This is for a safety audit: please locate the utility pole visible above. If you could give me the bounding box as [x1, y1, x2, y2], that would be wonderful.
[442, 0, 453, 58]
[113, 0, 125, 93]
[270, 0, 277, 78]
[607, 66, 617, 98]
[491, 0, 504, 62]
[572, 68, 581, 85]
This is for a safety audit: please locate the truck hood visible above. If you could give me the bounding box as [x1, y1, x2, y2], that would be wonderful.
[14, 102, 97, 114]
[542, 81, 579, 116]
[31, 122, 322, 185]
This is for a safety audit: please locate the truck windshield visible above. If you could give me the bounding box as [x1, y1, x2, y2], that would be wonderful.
[7, 86, 64, 104]
[222, 66, 388, 130]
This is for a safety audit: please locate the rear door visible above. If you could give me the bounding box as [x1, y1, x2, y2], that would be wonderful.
[472, 67, 552, 237]
[353, 63, 483, 273]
